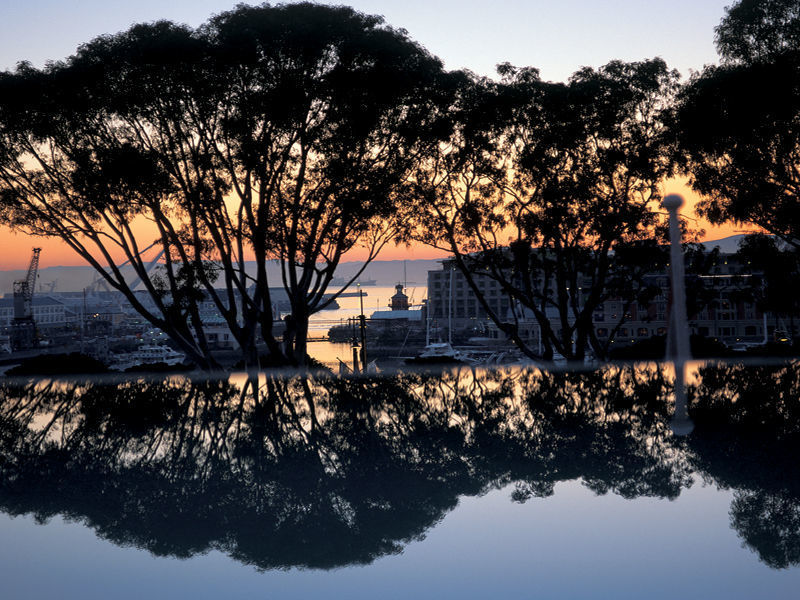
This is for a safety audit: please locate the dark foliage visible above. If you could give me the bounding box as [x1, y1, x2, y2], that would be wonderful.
[2, 364, 800, 569]
[609, 334, 731, 360]
[411, 60, 679, 361]
[675, 1, 800, 248]
[0, 3, 449, 368]
[4, 352, 109, 376]
[715, 0, 800, 65]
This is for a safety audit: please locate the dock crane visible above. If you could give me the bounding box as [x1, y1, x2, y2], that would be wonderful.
[84, 242, 165, 295]
[10, 247, 41, 351]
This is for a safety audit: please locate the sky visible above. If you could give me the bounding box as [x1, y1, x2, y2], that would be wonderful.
[0, 0, 740, 269]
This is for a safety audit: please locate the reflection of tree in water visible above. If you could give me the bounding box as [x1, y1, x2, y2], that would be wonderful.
[0, 364, 777, 570]
[515, 366, 687, 501]
[689, 362, 800, 569]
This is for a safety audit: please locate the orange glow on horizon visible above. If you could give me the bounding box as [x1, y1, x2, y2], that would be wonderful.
[0, 224, 453, 270]
[0, 218, 162, 271]
[0, 176, 762, 271]
[1, 227, 86, 270]
[663, 176, 761, 242]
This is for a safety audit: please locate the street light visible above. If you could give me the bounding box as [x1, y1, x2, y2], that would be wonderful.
[662, 193, 693, 436]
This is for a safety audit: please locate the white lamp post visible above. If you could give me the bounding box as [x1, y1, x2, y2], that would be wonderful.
[662, 194, 694, 435]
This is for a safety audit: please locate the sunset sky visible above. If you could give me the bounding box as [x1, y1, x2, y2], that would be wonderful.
[0, 0, 742, 269]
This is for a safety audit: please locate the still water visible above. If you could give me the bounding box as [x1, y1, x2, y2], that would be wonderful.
[307, 285, 423, 366]
[1, 363, 799, 599]
[2, 481, 791, 599]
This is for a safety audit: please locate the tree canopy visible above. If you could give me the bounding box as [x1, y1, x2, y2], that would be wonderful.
[676, 0, 800, 248]
[410, 59, 679, 360]
[715, 0, 800, 64]
[0, 3, 449, 367]
[3, 1, 795, 367]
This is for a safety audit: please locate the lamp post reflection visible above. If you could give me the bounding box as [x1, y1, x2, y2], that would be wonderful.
[662, 193, 693, 435]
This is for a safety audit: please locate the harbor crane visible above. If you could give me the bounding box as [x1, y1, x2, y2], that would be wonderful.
[84, 242, 165, 295]
[10, 247, 41, 351]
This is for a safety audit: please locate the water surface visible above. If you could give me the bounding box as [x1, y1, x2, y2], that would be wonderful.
[1, 363, 799, 598]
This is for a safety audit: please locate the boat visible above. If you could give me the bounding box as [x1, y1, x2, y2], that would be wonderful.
[406, 269, 472, 365]
[110, 344, 186, 371]
[405, 342, 477, 365]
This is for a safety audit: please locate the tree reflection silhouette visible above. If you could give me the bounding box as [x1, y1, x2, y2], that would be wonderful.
[689, 361, 800, 568]
[0, 364, 797, 570]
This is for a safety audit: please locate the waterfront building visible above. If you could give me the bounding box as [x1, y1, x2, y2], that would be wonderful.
[0, 295, 79, 329]
[370, 285, 421, 321]
[426, 251, 772, 350]
[390, 284, 409, 311]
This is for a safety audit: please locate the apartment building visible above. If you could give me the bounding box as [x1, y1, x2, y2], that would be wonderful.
[426, 252, 770, 350]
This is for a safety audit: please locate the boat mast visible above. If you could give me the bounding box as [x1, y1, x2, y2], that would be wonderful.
[425, 296, 430, 347]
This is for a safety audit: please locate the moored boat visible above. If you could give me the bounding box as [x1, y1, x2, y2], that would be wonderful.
[110, 344, 186, 371]
[405, 342, 476, 365]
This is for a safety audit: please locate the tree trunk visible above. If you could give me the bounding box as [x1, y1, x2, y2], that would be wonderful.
[292, 316, 310, 366]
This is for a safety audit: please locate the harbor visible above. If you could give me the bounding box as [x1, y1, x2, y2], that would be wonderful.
[2, 1, 800, 597]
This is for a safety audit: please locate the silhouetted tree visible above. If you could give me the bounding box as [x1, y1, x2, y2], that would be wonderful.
[411, 60, 678, 360]
[675, 1, 800, 248]
[0, 3, 448, 367]
[715, 0, 800, 65]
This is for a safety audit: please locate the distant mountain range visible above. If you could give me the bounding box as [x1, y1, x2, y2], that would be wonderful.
[0, 258, 449, 295]
[0, 235, 756, 295]
[700, 234, 750, 254]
